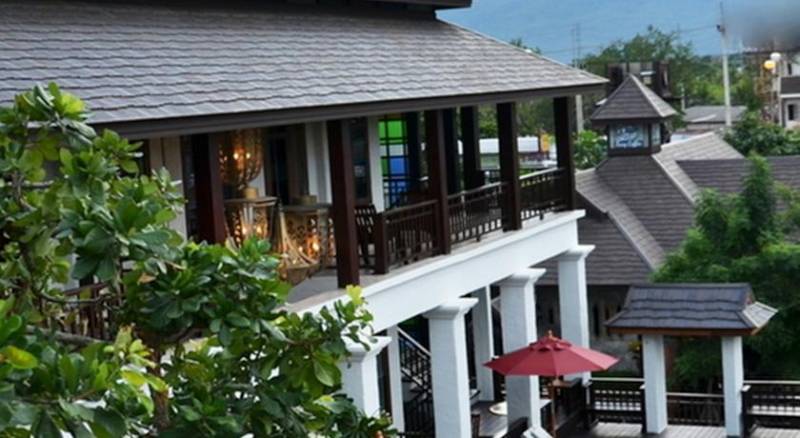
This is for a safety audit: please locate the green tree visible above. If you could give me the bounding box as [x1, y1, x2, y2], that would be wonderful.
[573, 130, 607, 169]
[654, 156, 800, 383]
[0, 84, 393, 437]
[725, 111, 800, 156]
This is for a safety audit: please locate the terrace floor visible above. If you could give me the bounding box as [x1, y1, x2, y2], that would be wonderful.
[577, 423, 799, 437]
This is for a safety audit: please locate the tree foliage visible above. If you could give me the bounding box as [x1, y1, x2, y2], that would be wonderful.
[725, 111, 800, 156]
[0, 84, 392, 437]
[654, 156, 800, 382]
[573, 130, 607, 170]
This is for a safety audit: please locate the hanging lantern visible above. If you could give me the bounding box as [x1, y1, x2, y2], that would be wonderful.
[224, 197, 277, 247]
[219, 129, 264, 195]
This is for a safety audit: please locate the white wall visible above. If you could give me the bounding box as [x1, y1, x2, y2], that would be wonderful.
[148, 137, 187, 237]
[367, 116, 385, 212]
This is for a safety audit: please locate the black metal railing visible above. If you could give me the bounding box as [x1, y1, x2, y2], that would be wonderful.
[448, 182, 506, 245]
[38, 282, 121, 341]
[744, 380, 800, 429]
[667, 392, 724, 426]
[520, 167, 568, 221]
[373, 200, 439, 274]
[588, 378, 646, 425]
[397, 328, 435, 436]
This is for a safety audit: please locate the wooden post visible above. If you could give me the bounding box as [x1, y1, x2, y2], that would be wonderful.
[425, 110, 451, 254]
[373, 213, 388, 275]
[405, 112, 422, 194]
[191, 134, 226, 243]
[461, 106, 485, 190]
[497, 102, 522, 230]
[442, 108, 460, 194]
[327, 119, 360, 288]
[554, 97, 577, 210]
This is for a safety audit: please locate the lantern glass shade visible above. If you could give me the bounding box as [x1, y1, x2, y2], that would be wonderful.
[224, 197, 277, 247]
[218, 129, 264, 193]
[764, 59, 777, 71]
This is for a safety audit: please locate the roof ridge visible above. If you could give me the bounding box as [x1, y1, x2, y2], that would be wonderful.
[629, 74, 674, 118]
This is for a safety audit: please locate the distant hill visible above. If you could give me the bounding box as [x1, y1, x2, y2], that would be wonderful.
[440, 0, 721, 64]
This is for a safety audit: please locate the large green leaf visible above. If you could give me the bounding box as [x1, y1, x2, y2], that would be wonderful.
[89, 408, 126, 438]
[0, 346, 38, 370]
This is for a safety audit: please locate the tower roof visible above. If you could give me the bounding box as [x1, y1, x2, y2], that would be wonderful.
[590, 74, 677, 123]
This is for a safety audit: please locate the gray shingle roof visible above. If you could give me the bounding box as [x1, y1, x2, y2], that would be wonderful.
[781, 76, 800, 95]
[0, 0, 605, 126]
[590, 74, 677, 122]
[679, 156, 800, 195]
[541, 134, 740, 287]
[683, 105, 747, 124]
[606, 283, 777, 334]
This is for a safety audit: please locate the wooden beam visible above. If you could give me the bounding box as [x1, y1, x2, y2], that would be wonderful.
[327, 119, 360, 287]
[554, 97, 577, 210]
[460, 106, 484, 190]
[497, 102, 522, 231]
[404, 112, 422, 193]
[442, 108, 460, 194]
[424, 110, 451, 254]
[191, 134, 226, 243]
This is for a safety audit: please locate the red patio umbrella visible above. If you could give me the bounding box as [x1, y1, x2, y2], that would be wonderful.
[484, 331, 619, 437]
[485, 331, 618, 376]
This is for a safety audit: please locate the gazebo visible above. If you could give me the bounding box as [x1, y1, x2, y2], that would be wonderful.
[606, 283, 777, 437]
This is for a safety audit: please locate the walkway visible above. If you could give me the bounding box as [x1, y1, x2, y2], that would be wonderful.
[578, 423, 799, 437]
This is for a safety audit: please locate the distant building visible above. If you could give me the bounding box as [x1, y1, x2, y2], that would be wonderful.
[673, 105, 747, 139]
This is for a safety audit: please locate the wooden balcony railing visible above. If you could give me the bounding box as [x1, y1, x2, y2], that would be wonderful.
[373, 199, 439, 274]
[448, 182, 506, 245]
[37, 282, 121, 341]
[520, 167, 569, 221]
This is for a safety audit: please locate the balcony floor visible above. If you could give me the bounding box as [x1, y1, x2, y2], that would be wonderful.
[579, 423, 798, 438]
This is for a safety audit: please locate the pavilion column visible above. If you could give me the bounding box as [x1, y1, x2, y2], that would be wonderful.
[443, 108, 461, 194]
[471, 287, 495, 402]
[553, 97, 577, 210]
[499, 269, 546, 429]
[497, 102, 522, 230]
[425, 110, 451, 254]
[461, 106, 485, 190]
[424, 298, 478, 438]
[557, 245, 594, 383]
[404, 112, 422, 194]
[327, 119, 360, 287]
[722, 336, 745, 437]
[191, 134, 226, 243]
[367, 116, 385, 212]
[386, 326, 405, 432]
[339, 335, 391, 416]
[642, 334, 668, 434]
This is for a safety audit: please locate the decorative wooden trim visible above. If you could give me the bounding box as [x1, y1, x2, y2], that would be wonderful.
[497, 102, 522, 230]
[460, 106, 484, 190]
[327, 120, 361, 287]
[191, 134, 227, 243]
[424, 110, 451, 254]
[554, 97, 577, 210]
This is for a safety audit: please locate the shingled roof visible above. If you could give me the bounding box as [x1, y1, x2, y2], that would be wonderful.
[0, 0, 605, 136]
[590, 75, 677, 122]
[606, 283, 777, 336]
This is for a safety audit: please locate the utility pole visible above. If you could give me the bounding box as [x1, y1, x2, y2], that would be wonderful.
[573, 23, 585, 133]
[718, 1, 733, 127]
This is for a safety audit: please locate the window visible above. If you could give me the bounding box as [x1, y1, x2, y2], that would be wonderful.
[789, 104, 797, 121]
[378, 115, 411, 208]
[610, 124, 647, 149]
[651, 123, 661, 146]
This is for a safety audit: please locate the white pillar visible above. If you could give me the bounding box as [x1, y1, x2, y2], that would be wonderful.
[304, 122, 332, 203]
[722, 336, 744, 437]
[499, 268, 546, 429]
[424, 298, 478, 438]
[367, 116, 385, 212]
[472, 287, 495, 402]
[339, 335, 391, 417]
[386, 326, 405, 432]
[642, 334, 668, 434]
[148, 137, 187, 237]
[557, 245, 594, 382]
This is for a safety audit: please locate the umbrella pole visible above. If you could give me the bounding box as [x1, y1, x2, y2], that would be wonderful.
[549, 380, 557, 438]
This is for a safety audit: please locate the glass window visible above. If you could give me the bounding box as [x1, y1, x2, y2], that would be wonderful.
[611, 124, 647, 149]
[379, 115, 411, 208]
[651, 123, 661, 146]
[789, 104, 797, 121]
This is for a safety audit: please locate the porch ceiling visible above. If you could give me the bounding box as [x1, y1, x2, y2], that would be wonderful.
[0, 0, 605, 137]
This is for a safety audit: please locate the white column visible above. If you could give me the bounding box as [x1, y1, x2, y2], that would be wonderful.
[722, 336, 744, 437]
[642, 334, 668, 434]
[472, 287, 495, 402]
[339, 335, 391, 417]
[367, 116, 385, 212]
[499, 268, 546, 429]
[424, 298, 478, 438]
[304, 122, 332, 203]
[386, 326, 405, 432]
[148, 137, 187, 237]
[557, 245, 594, 382]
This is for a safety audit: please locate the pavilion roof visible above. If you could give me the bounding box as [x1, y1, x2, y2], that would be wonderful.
[590, 74, 677, 123]
[606, 283, 777, 336]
